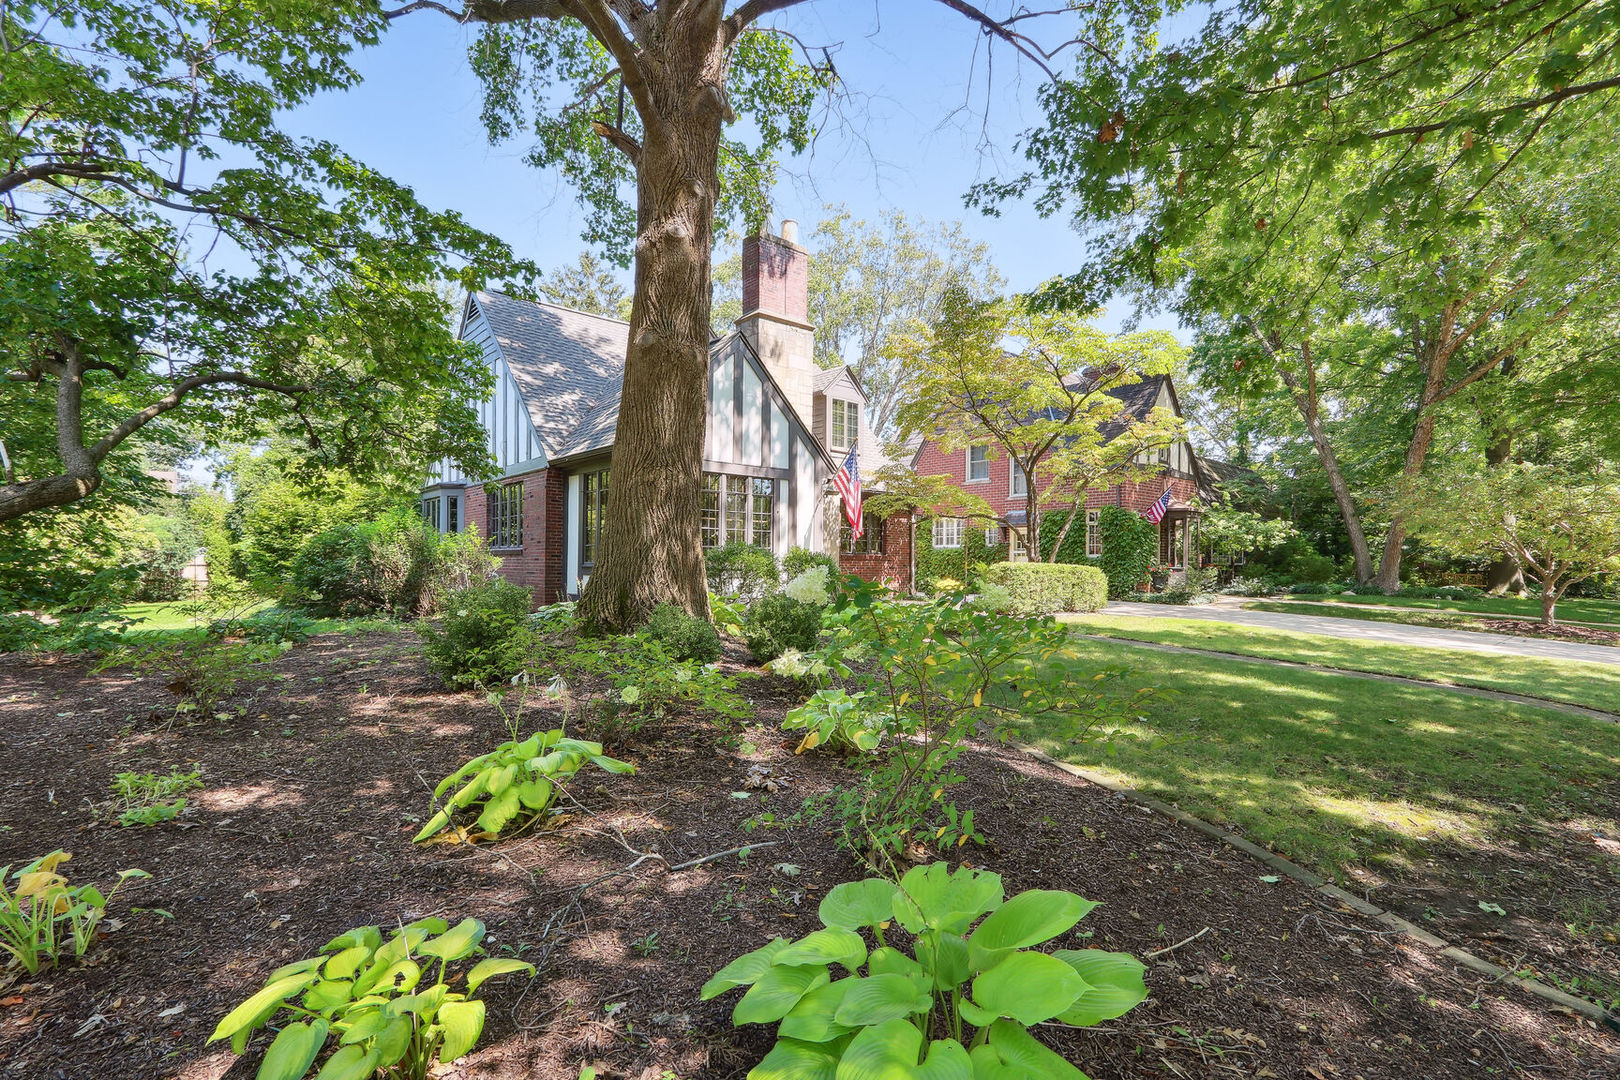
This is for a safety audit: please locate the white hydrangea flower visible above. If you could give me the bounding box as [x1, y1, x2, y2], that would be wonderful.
[784, 566, 831, 606]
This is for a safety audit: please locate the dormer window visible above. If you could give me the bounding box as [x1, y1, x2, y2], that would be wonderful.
[830, 399, 859, 452]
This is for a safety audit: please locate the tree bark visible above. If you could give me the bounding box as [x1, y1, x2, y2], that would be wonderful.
[1541, 588, 1557, 628]
[575, 11, 726, 629]
[1373, 324, 1456, 593]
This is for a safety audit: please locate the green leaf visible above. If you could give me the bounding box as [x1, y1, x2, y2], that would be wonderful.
[915, 931, 970, 991]
[256, 1019, 329, 1080]
[734, 964, 831, 1026]
[969, 891, 1093, 954]
[466, 957, 536, 994]
[894, 863, 1002, 935]
[359, 959, 420, 998]
[969, 1019, 1087, 1080]
[832, 974, 933, 1027]
[818, 879, 899, 931]
[486, 763, 518, 795]
[311, 1042, 381, 1080]
[266, 957, 327, 982]
[475, 785, 522, 834]
[437, 998, 486, 1062]
[412, 808, 453, 843]
[773, 928, 867, 973]
[589, 754, 635, 774]
[371, 1016, 414, 1070]
[747, 1036, 846, 1080]
[515, 777, 554, 810]
[971, 952, 1084, 1025]
[337, 1008, 389, 1046]
[209, 972, 319, 1043]
[1051, 951, 1148, 1026]
[323, 946, 371, 981]
[302, 980, 355, 1012]
[701, 938, 790, 999]
[776, 978, 856, 1043]
[865, 946, 925, 984]
[833, 1019, 971, 1080]
[419, 918, 486, 963]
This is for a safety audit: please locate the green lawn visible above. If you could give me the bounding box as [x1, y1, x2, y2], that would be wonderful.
[1061, 613, 1620, 714]
[1009, 639, 1620, 881]
[114, 600, 388, 637]
[1241, 599, 1620, 640]
[1264, 592, 1620, 627]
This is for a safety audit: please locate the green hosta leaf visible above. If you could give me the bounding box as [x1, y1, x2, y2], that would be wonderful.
[968, 1019, 1087, 1080]
[776, 978, 856, 1043]
[323, 946, 371, 981]
[747, 1036, 847, 1080]
[312, 1042, 381, 1080]
[337, 1008, 389, 1045]
[412, 808, 453, 843]
[372, 921, 443, 967]
[832, 974, 933, 1027]
[434, 753, 496, 799]
[957, 996, 996, 1029]
[371, 1016, 414, 1069]
[894, 863, 1002, 935]
[448, 770, 490, 809]
[1051, 951, 1148, 1026]
[865, 946, 925, 984]
[510, 734, 542, 759]
[915, 931, 970, 991]
[466, 957, 536, 994]
[302, 980, 355, 1012]
[833, 1019, 971, 1080]
[420, 918, 486, 964]
[209, 972, 320, 1043]
[515, 777, 554, 810]
[734, 964, 831, 1026]
[773, 928, 867, 973]
[267, 957, 327, 982]
[701, 938, 790, 999]
[589, 754, 635, 774]
[486, 763, 518, 795]
[361, 959, 421, 998]
[818, 879, 898, 931]
[969, 891, 1093, 954]
[476, 785, 522, 834]
[256, 1019, 329, 1080]
[437, 997, 486, 1062]
[971, 952, 1084, 1025]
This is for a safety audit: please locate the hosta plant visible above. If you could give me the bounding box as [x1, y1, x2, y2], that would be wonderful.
[209, 917, 533, 1080]
[783, 688, 882, 754]
[0, 851, 149, 975]
[702, 863, 1147, 1079]
[414, 729, 633, 842]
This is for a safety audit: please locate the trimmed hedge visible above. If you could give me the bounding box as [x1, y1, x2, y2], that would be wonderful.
[1098, 507, 1157, 600]
[979, 562, 1107, 615]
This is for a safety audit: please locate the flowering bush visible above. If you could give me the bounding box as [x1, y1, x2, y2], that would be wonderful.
[784, 566, 832, 606]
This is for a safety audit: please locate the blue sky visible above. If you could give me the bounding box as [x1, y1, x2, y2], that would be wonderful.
[287, 3, 1197, 338]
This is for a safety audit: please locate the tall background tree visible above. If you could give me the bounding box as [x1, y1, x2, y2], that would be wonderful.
[538, 251, 633, 317]
[0, 0, 521, 525]
[417, 0, 1156, 628]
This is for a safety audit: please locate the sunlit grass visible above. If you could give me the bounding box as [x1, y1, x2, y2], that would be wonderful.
[1006, 638, 1620, 881]
[1060, 613, 1620, 714]
[1268, 592, 1620, 627]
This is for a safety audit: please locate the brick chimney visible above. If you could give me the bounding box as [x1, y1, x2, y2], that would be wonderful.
[736, 220, 815, 424]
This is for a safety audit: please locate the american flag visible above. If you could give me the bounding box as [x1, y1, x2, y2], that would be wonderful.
[1144, 487, 1173, 525]
[833, 445, 863, 539]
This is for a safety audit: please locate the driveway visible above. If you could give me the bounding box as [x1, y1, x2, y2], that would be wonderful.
[1102, 599, 1620, 667]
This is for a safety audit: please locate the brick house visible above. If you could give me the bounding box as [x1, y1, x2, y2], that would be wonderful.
[910, 374, 1217, 571]
[420, 223, 911, 604]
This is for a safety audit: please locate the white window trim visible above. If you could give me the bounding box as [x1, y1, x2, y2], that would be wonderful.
[965, 444, 991, 483]
[829, 399, 858, 453]
[1009, 461, 1029, 498]
[931, 517, 963, 549]
[1086, 509, 1101, 558]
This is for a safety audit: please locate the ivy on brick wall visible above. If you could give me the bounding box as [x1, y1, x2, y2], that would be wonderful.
[915, 521, 1007, 590]
[1098, 506, 1158, 599]
[1037, 510, 1094, 565]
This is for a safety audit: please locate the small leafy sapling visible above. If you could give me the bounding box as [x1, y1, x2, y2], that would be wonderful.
[703, 862, 1147, 1078]
[209, 917, 534, 1080]
[414, 730, 633, 843]
[110, 766, 203, 827]
[0, 851, 149, 974]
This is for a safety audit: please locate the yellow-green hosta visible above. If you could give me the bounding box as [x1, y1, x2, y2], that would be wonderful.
[208, 917, 534, 1080]
[413, 729, 634, 843]
[703, 863, 1148, 1079]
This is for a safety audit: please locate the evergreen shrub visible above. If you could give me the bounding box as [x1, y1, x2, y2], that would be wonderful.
[420, 580, 534, 689]
[742, 592, 822, 662]
[643, 603, 722, 662]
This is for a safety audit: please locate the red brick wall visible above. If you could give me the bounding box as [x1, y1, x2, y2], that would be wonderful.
[741, 233, 809, 322]
[458, 467, 567, 608]
[839, 512, 913, 593]
[910, 440, 1200, 520]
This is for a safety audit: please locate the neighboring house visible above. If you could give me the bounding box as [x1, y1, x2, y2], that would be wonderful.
[420, 224, 912, 603]
[911, 374, 1217, 569]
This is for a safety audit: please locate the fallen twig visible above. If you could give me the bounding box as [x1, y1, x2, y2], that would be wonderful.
[1146, 926, 1212, 959]
[669, 841, 781, 872]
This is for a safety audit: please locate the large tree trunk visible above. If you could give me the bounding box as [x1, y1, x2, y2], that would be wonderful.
[576, 20, 724, 630]
[1541, 588, 1558, 628]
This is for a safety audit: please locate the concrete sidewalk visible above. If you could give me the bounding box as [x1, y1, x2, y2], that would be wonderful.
[1102, 600, 1620, 667]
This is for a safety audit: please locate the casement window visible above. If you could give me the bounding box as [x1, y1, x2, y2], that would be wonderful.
[580, 469, 609, 568]
[1010, 464, 1028, 496]
[490, 483, 523, 548]
[830, 399, 859, 452]
[931, 517, 963, 549]
[1086, 509, 1101, 558]
[1158, 444, 1171, 465]
[967, 445, 990, 482]
[701, 472, 775, 549]
[842, 512, 884, 555]
[446, 496, 459, 534]
[422, 498, 441, 532]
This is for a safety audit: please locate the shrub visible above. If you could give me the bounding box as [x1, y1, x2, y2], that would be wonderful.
[110, 767, 202, 827]
[1347, 582, 1388, 595]
[414, 729, 632, 842]
[743, 592, 823, 662]
[420, 580, 534, 690]
[1286, 550, 1338, 584]
[643, 603, 722, 662]
[1128, 585, 1207, 605]
[209, 606, 314, 645]
[290, 511, 497, 619]
[1097, 507, 1157, 599]
[112, 638, 286, 721]
[1221, 575, 1272, 597]
[706, 541, 780, 600]
[0, 851, 148, 975]
[978, 563, 1107, 615]
[1287, 582, 1335, 595]
[703, 863, 1147, 1077]
[0, 613, 49, 653]
[208, 918, 533, 1076]
[782, 546, 840, 580]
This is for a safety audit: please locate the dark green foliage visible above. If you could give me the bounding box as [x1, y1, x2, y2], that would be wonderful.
[209, 607, 314, 645]
[705, 541, 780, 601]
[1098, 507, 1157, 599]
[742, 593, 823, 663]
[420, 580, 534, 690]
[979, 563, 1107, 615]
[1346, 582, 1388, 596]
[1287, 550, 1338, 584]
[915, 523, 1007, 590]
[1288, 582, 1338, 595]
[1037, 510, 1092, 565]
[643, 603, 722, 663]
[781, 546, 840, 580]
[290, 512, 496, 618]
[0, 614, 49, 653]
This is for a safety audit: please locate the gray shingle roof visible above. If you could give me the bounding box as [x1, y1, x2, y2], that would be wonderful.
[474, 290, 628, 457]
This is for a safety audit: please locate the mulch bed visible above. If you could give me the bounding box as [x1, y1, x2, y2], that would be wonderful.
[1474, 619, 1620, 647]
[1, 630, 1616, 1080]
